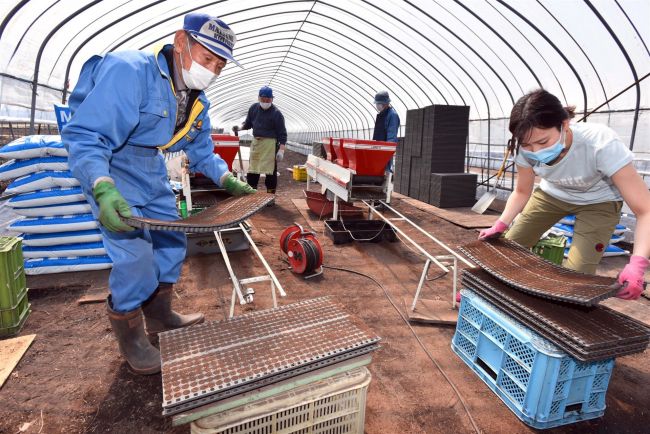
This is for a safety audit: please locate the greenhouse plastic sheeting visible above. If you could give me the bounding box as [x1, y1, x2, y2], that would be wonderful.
[0, 0, 648, 151]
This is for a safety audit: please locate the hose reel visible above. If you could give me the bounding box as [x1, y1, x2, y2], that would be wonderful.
[280, 224, 323, 278]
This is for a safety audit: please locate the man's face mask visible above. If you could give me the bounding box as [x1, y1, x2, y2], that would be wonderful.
[520, 127, 566, 164]
[260, 102, 272, 110]
[180, 38, 218, 90]
[375, 103, 385, 112]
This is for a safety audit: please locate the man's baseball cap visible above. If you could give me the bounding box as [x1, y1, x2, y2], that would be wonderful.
[259, 86, 274, 98]
[183, 13, 241, 67]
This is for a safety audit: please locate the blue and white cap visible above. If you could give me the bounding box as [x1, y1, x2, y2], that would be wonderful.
[183, 13, 241, 67]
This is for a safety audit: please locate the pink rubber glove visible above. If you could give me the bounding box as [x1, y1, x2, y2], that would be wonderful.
[616, 255, 649, 300]
[478, 220, 508, 240]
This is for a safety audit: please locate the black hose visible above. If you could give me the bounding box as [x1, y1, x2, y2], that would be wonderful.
[322, 264, 481, 433]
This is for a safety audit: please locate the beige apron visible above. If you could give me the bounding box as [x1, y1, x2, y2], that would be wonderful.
[248, 137, 276, 174]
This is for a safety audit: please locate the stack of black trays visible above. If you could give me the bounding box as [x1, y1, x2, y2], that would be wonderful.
[459, 239, 650, 362]
[395, 104, 476, 208]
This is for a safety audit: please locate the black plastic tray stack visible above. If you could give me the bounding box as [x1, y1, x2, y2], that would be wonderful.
[395, 105, 476, 208]
[459, 239, 620, 306]
[459, 239, 650, 362]
[429, 173, 478, 208]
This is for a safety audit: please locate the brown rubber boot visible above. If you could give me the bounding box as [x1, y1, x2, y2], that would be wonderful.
[142, 283, 204, 334]
[106, 297, 161, 375]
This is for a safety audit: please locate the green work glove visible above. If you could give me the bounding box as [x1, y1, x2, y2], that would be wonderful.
[92, 181, 135, 232]
[222, 173, 256, 196]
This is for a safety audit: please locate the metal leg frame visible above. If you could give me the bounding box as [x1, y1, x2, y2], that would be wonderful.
[214, 223, 287, 318]
[384, 171, 393, 204]
[236, 148, 246, 181]
[364, 202, 464, 310]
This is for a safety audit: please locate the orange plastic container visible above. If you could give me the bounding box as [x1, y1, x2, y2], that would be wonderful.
[341, 139, 396, 176]
[321, 137, 337, 162]
[334, 138, 349, 168]
[211, 134, 240, 171]
[303, 191, 363, 218]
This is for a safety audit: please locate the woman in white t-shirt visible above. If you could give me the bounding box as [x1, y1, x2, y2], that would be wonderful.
[479, 89, 650, 300]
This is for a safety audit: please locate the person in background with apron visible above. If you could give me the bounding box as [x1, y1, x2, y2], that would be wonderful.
[373, 90, 400, 173]
[233, 86, 287, 194]
[62, 13, 255, 375]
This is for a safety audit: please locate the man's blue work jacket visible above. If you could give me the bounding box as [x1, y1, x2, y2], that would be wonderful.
[373, 106, 400, 143]
[62, 44, 228, 190]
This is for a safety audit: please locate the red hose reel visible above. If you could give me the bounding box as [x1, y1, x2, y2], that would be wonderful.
[279, 224, 323, 277]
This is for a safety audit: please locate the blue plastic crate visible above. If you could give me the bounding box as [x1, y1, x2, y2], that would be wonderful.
[452, 289, 615, 429]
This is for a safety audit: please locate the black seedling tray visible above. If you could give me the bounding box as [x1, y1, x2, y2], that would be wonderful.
[324, 219, 397, 244]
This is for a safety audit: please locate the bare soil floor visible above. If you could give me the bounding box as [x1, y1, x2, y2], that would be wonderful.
[0, 150, 648, 434]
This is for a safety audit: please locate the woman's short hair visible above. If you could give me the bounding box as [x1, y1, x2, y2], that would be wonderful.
[509, 89, 575, 150]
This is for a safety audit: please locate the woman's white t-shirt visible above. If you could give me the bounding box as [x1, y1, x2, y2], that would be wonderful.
[514, 122, 633, 205]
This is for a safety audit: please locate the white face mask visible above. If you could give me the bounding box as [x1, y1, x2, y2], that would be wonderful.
[260, 102, 272, 110]
[375, 103, 385, 112]
[180, 39, 218, 90]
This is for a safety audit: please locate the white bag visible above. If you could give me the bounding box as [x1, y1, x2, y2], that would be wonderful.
[0, 157, 69, 181]
[9, 214, 98, 234]
[0, 135, 68, 159]
[5, 171, 80, 194]
[8, 187, 87, 208]
[12, 201, 92, 217]
[24, 255, 112, 275]
[22, 242, 106, 258]
[21, 229, 103, 246]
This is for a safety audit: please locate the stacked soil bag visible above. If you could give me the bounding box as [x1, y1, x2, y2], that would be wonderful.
[0, 135, 112, 274]
[551, 215, 630, 257]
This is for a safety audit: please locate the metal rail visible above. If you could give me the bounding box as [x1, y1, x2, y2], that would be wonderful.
[378, 200, 475, 268]
[364, 201, 449, 273]
[213, 223, 287, 318]
[363, 201, 466, 312]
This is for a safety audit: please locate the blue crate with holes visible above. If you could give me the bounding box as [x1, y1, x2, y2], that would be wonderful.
[451, 289, 615, 429]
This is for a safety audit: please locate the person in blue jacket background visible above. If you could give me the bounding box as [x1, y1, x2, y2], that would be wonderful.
[372, 90, 400, 172]
[233, 86, 287, 194]
[62, 13, 254, 375]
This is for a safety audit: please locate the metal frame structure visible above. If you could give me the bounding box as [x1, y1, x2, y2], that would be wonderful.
[215, 222, 287, 318]
[304, 152, 474, 312]
[365, 200, 476, 312]
[305, 154, 393, 218]
[1, 1, 648, 196]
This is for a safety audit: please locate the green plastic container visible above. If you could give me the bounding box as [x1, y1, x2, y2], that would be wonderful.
[532, 235, 566, 265]
[0, 236, 30, 336]
[0, 289, 30, 337]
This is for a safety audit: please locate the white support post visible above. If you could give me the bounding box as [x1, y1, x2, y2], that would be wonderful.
[271, 280, 277, 308]
[239, 223, 287, 297]
[384, 171, 393, 204]
[411, 259, 431, 311]
[333, 196, 339, 221]
[214, 230, 246, 318]
[236, 148, 246, 181]
[182, 157, 193, 212]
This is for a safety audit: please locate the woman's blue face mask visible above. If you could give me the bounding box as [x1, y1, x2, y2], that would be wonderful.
[520, 127, 565, 164]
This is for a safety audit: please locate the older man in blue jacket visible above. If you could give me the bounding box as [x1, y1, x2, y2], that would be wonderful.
[62, 13, 254, 375]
